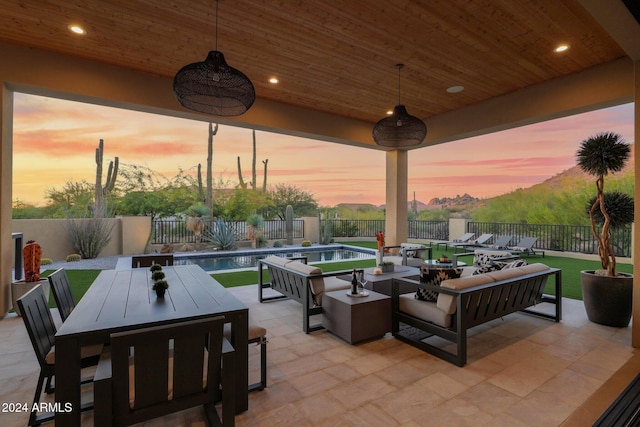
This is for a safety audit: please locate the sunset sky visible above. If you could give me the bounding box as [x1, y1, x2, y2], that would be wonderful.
[12, 93, 635, 207]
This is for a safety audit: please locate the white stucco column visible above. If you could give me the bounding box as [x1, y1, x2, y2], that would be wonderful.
[385, 150, 408, 246]
[632, 60, 640, 347]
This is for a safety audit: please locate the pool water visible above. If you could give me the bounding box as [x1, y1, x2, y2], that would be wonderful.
[174, 248, 374, 272]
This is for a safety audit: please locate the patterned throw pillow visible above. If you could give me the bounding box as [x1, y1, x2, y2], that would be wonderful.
[501, 259, 528, 269]
[416, 268, 463, 302]
[472, 262, 503, 275]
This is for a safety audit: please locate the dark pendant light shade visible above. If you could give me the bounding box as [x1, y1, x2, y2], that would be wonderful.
[373, 64, 426, 147]
[173, 50, 255, 116]
[173, 0, 255, 116]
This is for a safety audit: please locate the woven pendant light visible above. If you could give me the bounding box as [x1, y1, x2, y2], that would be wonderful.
[173, 0, 255, 116]
[373, 64, 426, 147]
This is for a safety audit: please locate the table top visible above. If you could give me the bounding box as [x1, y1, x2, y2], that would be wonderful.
[362, 265, 420, 282]
[423, 259, 467, 267]
[56, 264, 248, 338]
[324, 289, 390, 305]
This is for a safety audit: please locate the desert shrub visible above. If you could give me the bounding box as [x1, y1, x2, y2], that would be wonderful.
[41, 258, 53, 265]
[273, 240, 283, 248]
[66, 254, 82, 262]
[301, 240, 312, 247]
[66, 213, 115, 259]
[203, 219, 238, 251]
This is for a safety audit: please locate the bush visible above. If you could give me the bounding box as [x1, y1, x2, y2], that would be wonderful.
[256, 235, 269, 248]
[301, 240, 312, 247]
[66, 215, 115, 259]
[66, 254, 82, 262]
[41, 258, 53, 265]
[273, 240, 283, 248]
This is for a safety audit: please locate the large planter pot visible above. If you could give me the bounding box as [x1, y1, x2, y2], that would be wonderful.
[581, 270, 633, 327]
[11, 278, 50, 316]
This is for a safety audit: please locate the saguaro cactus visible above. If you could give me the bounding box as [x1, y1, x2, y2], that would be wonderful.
[94, 139, 119, 217]
[285, 205, 294, 245]
[237, 129, 268, 191]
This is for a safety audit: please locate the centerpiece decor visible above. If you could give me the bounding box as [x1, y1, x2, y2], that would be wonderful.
[12, 240, 50, 316]
[379, 261, 394, 273]
[576, 132, 634, 327]
[150, 263, 169, 298]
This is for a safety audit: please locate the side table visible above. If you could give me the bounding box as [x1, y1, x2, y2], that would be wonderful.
[322, 290, 391, 344]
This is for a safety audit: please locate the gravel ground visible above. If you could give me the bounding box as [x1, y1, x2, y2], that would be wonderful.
[43, 255, 122, 271]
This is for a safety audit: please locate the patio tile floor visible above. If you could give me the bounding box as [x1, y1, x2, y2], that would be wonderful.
[1, 283, 636, 426]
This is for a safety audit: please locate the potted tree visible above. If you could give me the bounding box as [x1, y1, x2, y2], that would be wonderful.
[577, 132, 634, 327]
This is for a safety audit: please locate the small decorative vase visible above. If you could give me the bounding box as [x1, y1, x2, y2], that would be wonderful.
[155, 288, 166, 298]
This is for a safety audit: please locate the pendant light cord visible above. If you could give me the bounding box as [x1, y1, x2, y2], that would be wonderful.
[215, 0, 219, 51]
[396, 63, 404, 105]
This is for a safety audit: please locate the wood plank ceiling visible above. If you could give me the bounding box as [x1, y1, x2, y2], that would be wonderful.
[0, 0, 628, 124]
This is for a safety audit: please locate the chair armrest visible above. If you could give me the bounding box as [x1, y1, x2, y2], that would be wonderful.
[452, 252, 476, 267]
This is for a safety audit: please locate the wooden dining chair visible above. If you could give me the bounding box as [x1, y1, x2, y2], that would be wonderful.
[17, 285, 102, 426]
[131, 254, 174, 268]
[94, 316, 236, 427]
[48, 268, 76, 322]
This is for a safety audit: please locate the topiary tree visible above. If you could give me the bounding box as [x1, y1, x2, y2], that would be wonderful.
[576, 132, 634, 276]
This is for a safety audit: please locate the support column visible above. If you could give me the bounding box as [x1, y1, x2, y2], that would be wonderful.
[1, 85, 13, 314]
[633, 60, 640, 347]
[385, 150, 408, 245]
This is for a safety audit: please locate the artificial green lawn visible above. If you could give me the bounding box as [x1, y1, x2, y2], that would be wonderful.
[46, 241, 634, 307]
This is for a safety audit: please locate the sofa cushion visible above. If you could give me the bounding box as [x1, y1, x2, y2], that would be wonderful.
[437, 275, 495, 315]
[416, 268, 463, 302]
[399, 294, 452, 328]
[286, 261, 322, 275]
[263, 255, 293, 267]
[484, 268, 527, 282]
[517, 263, 550, 274]
[309, 276, 351, 305]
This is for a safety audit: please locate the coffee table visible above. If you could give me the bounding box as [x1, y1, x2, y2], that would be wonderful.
[322, 289, 391, 344]
[359, 265, 420, 296]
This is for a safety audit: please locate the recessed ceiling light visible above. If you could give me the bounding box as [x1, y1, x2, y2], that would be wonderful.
[554, 44, 569, 53]
[268, 77, 279, 84]
[446, 85, 464, 93]
[68, 24, 86, 35]
[386, 110, 393, 115]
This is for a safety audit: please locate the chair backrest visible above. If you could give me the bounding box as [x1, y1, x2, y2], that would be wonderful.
[472, 234, 493, 244]
[109, 316, 229, 426]
[17, 285, 56, 369]
[48, 268, 76, 322]
[453, 233, 474, 242]
[490, 235, 512, 249]
[131, 254, 174, 268]
[513, 236, 537, 249]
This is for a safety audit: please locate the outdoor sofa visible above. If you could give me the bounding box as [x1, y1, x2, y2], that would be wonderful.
[380, 243, 433, 267]
[258, 255, 353, 333]
[392, 262, 562, 366]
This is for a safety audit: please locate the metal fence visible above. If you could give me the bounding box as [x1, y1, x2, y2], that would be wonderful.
[468, 221, 632, 257]
[322, 219, 449, 240]
[152, 219, 305, 244]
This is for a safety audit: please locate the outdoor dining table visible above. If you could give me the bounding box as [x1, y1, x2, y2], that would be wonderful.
[54, 264, 249, 426]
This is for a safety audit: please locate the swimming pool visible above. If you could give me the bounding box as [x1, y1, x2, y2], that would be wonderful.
[174, 245, 375, 272]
